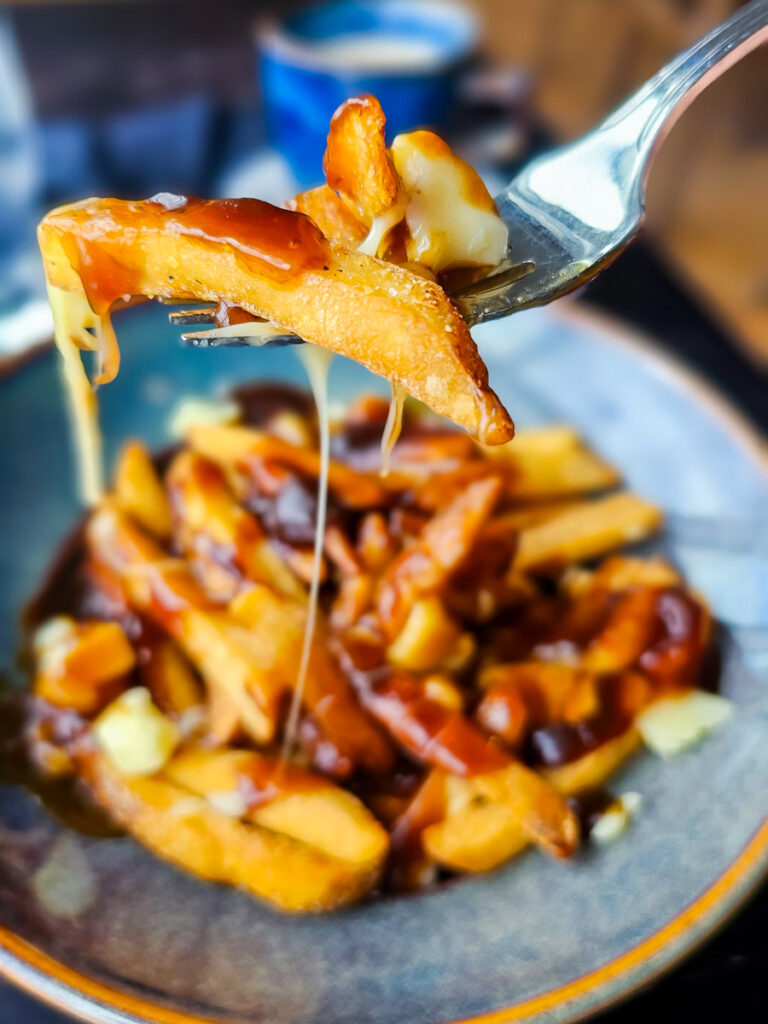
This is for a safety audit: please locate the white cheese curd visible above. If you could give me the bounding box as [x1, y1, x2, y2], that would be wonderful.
[636, 691, 733, 759]
[390, 131, 508, 274]
[93, 687, 179, 776]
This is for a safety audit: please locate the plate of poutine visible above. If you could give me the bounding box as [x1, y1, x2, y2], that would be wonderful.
[0, 95, 767, 1024]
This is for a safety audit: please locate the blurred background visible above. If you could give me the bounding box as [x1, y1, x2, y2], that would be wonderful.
[0, 2, 766, 1021]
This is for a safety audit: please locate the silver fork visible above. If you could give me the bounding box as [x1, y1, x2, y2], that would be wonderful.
[172, 0, 767, 345]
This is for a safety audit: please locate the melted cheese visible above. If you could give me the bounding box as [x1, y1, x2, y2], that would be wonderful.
[48, 284, 106, 504]
[380, 382, 406, 477]
[358, 194, 408, 259]
[280, 344, 333, 762]
[390, 131, 508, 274]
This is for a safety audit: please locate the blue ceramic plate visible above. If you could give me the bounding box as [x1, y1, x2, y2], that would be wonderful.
[1, 303, 767, 1024]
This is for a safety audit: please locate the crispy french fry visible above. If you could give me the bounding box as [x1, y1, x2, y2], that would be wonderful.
[33, 617, 135, 715]
[138, 638, 204, 715]
[323, 95, 401, 224]
[425, 728, 640, 872]
[113, 440, 173, 539]
[376, 476, 501, 636]
[78, 749, 378, 913]
[541, 726, 642, 793]
[424, 800, 528, 873]
[481, 426, 620, 500]
[590, 555, 681, 592]
[472, 763, 579, 858]
[288, 184, 368, 248]
[186, 424, 387, 509]
[581, 587, 663, 673]
[514, 493, 663, 573]
[40, 199, 513, 443]
[386, 596, 464, 672]
[230, 585, 394, 776]
[86, 504, 276, 742]
[165, 747, 388, 870]
[166, 450, 305, 600]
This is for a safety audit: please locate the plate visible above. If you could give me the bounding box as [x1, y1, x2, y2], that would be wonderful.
[1, 302, 767, 1024]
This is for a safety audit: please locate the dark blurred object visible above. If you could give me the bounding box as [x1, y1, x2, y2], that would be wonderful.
[11, 0, 267, 202]
[257, 0, 478, 186]
[0, 12, 41, 315]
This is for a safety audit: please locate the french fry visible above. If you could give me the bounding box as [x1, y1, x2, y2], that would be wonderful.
[86, 504, 276, 742]
[541, 726, 642, 793]
[386, 596, 465, 672]
[472, 763, 580, 858]
[288, 184, 368, 248]
[113, 440, 173, 540]
[590, 555, 681, 592]
[186, 424, 388, 509]
[581, 587, 663, 673]
[230, 585, 394, 776]
[165, 747, 389, 870]
[138, 638, 204, 716]
[353, 666, 578, 858]
[33, 617, 135, 715]
[481, 426, 620, 500]
[425, 728, 640, 872]
[78, 748, 379, 913]
[514, 493, 663, 573]
[40, 199, 514, 444]
[166, 449, 305, 600]
[376, 476, 501, 636]
[323, 95, 401, 224]
[424, 800, 528, 873]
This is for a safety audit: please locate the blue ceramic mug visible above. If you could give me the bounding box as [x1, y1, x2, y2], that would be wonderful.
[257, 0, 477, 186]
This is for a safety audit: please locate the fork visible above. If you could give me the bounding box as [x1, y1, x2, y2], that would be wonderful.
[171, 0, 768, 345]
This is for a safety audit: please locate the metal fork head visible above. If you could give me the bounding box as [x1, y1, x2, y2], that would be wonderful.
[453, 0, 768, 327]
[167, 307, 302, 347]
[169, 3, 767, 346]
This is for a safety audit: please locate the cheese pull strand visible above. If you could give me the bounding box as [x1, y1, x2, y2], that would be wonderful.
[280, 344, 334, 763]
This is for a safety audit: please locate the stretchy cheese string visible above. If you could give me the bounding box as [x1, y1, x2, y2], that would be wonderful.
[280, 345, 333, 764]
[380, 382, 406, 477]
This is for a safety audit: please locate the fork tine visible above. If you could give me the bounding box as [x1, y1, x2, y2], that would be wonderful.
[168, 308, 218, 326]
[179, 327, 302, 348]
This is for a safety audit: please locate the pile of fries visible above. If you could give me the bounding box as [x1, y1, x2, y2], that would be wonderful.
[25, 389, 718, 912]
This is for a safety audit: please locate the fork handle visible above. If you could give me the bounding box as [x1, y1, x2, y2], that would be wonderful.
[602, 0, 768, 179]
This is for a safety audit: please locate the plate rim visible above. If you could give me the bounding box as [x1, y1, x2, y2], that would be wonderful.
[1, 301, 767, 1024]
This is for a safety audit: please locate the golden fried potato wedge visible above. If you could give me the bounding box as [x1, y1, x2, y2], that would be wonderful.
[33, 617, 134, 715]
[472, 762, 579, 859]
[113, 440, 173, 540]
[165, 747, 388, 870]
[288, 184, 368, 248]
[39, 198, 513, 443]
[425, 729, 640, 872]
[86, 504, 276, 742]
[166, 449, 305, 600]
[424, 799, 528, 873]
[481, 426, 619, 500]
[541, 727, 642, 793]
[376, 476, 501, 636]
[78, 749, 378, 912]
[323, 95, 401, 224]
[185, 424, 387, 509]
[230, 585, 394, 776]
[514, 493, 662, 573]
[138, 638, 204, 715]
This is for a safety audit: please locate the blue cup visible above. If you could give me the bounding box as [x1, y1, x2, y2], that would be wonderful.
[258, 0, 477, 187]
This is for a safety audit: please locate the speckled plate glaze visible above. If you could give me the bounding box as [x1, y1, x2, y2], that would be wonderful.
[1, 303, 767, 1024]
